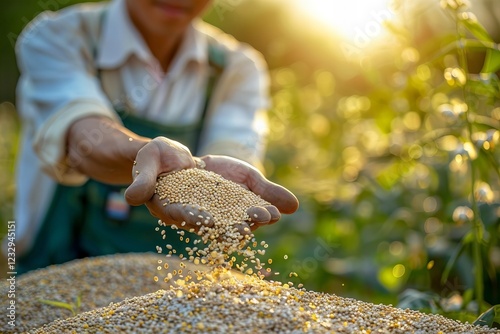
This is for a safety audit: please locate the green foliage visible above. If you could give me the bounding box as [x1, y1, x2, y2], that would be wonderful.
[0, 103, 19, 233]
[482, 49, 500, 74]
[259, 0, 500, 324]
[474, 305, 500, 328]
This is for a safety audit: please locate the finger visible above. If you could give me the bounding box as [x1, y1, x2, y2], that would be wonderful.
[125, 138, 194, 206]
[246, 206, 272, 224]
[125, 145, 162, 206]
[248, 206, 280, 231]
[125, 168, 158, 206]
[265, 205, 281, 224]
[247, 174, 299, 214]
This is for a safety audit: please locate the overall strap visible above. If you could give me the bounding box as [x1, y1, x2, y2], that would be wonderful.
[196, 43, 226, 150]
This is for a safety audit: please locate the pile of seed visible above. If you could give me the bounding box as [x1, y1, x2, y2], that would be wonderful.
[155, 168, 272, 273]
[31, 268, 499, 333]
[0, 253, 208, 333]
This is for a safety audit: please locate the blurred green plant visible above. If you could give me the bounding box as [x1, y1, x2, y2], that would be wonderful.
[429, 0, 500, 317]
[0, 102, 19, 235]
[258, 0, 499, 326]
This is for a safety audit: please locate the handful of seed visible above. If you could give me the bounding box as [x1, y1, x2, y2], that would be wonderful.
[155, 168, 272, 273]
[155, 168, 271, 227]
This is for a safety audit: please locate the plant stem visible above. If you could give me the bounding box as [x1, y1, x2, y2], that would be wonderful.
[455, 15, 484, 314]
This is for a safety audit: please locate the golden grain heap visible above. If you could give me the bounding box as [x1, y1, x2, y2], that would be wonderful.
[30, 266, 500, 334]
[11, 169, 500, 333]
[0, 253, 180, 333]
[154, 168, 273, 276]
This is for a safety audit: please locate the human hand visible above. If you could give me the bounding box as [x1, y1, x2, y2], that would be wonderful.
[199, 154, 299, 231]
[125, 146, 299, 233]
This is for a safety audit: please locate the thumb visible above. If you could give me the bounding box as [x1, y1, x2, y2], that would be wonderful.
[124, 137, 195, 206]
[124, 145, 162, 206]
[124, 168, 158, 206]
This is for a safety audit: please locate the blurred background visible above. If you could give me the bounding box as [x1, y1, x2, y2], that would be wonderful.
[1, 0, 499, 322]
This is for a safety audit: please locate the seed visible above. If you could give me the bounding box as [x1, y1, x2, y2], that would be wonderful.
[21, 256, 500, 334]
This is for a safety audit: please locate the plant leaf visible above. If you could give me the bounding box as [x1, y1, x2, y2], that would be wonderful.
[397, 289, 440, 313]
[473, 305, 500, 328]
[443, 311, 478, 324]
[460, 17, 493, 42]
[441, 232, 472, 285]
[39, 299, 74, 312]
[462, 288, 474, 308]
[481, 49, 500, 74]
[76, 293, 82, 310]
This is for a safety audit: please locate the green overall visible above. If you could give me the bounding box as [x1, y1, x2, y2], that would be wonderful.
[18, 44, 225, 275]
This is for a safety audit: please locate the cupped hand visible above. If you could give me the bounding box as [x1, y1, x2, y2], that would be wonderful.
[200, 155, 299, 231]
[125, 144, 299, 234]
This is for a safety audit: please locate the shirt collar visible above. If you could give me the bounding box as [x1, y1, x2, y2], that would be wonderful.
[96, 0, 208, 74]
[97, 0, 153, 68]
[168, 19, 207, 78]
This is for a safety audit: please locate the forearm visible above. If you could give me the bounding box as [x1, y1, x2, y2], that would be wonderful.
[67, 116, 150, 185]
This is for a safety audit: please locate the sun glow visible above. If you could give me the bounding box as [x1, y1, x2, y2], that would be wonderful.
[294, 0, 395, 40]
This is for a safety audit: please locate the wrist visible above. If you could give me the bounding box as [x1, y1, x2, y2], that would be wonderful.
[67, 116, 151, 184]
[119, 134, 151, 163]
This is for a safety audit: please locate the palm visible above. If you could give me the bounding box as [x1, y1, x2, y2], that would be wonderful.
[201, 155, 299, 214]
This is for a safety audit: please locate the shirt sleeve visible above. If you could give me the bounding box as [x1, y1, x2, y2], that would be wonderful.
[197, 42, 270, 171]
[16, 8, 120, 185]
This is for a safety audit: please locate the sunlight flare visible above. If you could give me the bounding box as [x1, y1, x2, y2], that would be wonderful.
[294, 0, 395, 40]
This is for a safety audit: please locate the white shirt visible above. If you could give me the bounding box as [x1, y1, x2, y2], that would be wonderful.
[11, 0, 270, 256]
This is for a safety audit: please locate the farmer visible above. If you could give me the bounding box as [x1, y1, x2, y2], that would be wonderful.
[10, 0, 299, 274]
